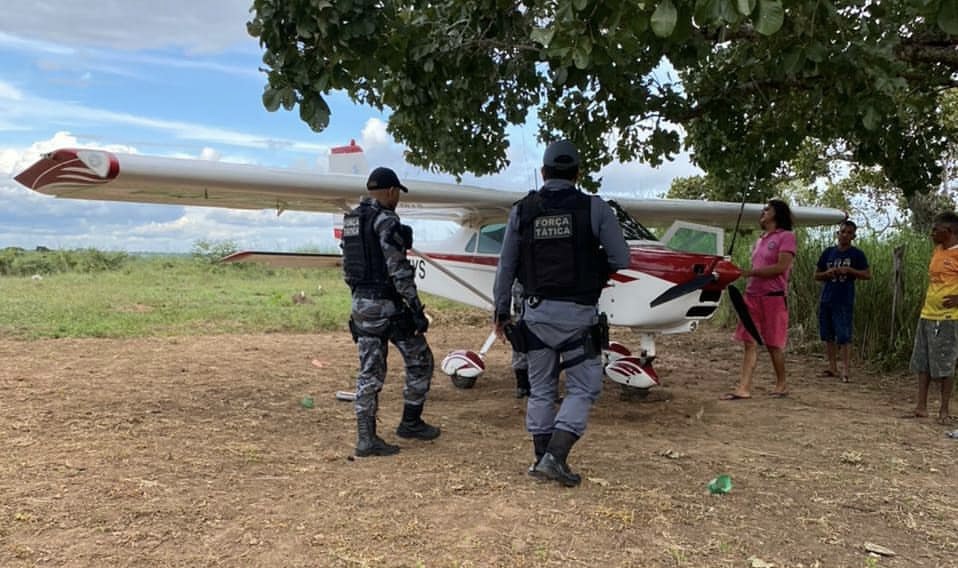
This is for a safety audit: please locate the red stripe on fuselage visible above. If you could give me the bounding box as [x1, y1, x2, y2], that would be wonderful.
[411, 247, 740, 287]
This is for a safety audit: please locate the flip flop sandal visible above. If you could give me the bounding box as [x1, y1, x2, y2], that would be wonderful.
[719, 392, 752, 401]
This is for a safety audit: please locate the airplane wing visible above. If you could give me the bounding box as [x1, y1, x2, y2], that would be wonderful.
[608, 196, 845, 227]
[15, 148, 846, 227]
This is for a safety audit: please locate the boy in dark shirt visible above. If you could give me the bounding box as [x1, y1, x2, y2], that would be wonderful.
[814, 220, 871, 381]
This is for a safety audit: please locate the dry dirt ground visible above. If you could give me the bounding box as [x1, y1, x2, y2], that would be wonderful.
[2, 323, 958, 567]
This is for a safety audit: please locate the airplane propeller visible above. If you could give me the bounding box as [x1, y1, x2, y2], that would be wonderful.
[647, 191, 765, 346]
[724, 189, 764, 346]
[726, 284, 763, 346]
[648, 265, 718, 308]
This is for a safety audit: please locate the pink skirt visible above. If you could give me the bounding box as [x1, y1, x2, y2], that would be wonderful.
[733, 294, 789, 349]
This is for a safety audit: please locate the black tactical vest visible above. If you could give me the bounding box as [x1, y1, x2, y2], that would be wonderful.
[342, 202, 394, 297]
[516, 187, 609, 304]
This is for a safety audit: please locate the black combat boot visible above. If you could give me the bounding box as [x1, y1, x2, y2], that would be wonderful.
[396, 403, 441, 440]
[533, 429, 581, 487]
[355, 414, 400, 457]
[527, 433, 552, 476]
[515, 368, 530, 399]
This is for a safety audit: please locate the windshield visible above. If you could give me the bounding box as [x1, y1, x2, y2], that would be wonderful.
[606, 199, 658, 241]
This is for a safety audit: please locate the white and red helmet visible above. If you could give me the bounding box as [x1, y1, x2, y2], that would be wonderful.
[440, 349, 485, 389]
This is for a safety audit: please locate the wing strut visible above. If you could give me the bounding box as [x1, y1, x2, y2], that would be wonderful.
[409, 247, 494, 306]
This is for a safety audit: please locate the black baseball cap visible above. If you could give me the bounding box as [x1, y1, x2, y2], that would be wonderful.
[366, 167, 408, 192]
[543, 140, 580, 170]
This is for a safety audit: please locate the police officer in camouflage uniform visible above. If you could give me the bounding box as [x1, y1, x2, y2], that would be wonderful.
[342, 167, 440, 458]
[493, 141, 630, 486]
[511, 279, 531, 398]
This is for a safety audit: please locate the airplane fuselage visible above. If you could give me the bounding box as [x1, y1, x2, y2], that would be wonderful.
[411, 231, 741, 333]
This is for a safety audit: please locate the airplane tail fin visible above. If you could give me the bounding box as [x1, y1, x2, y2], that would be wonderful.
[329, 139, 367, 175]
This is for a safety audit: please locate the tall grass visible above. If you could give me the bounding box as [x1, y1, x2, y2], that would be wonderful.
[720, 229, 932, 371]
[0, 251, 477, 340]
[0, 247, 129, 275]
[0, 256, 338, 338]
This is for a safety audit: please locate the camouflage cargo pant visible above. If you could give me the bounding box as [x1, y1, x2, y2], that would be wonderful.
[511, 280, 528, 371]
[351, 297, 434, 416]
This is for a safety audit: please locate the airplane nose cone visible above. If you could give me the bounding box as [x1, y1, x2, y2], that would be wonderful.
[714, 258, 743, 286]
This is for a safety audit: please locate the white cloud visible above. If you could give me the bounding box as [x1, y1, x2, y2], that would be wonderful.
[361, 118, 390, 147]
[0, 86, 331, 154]
[199, 147, 222, 161]
[0, 80, 24, 100]
[0, 1, 256, 53]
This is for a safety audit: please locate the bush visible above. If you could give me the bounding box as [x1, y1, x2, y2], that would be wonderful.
[0, 248, 129, 276]
[191, 239, 240, 264]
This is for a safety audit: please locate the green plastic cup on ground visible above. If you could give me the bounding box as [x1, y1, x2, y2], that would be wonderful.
[708, 474, 732, 494]
[300, 396, 315, 409]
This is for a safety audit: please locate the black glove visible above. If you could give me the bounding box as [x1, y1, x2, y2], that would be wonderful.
[411, 307, 429, 334]
[408, 298, 429, 334]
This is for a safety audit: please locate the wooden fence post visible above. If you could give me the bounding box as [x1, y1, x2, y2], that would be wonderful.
[890, 244, 905, 348]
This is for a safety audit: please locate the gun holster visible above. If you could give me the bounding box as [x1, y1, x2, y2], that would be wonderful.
[389, 311, 417, 340]
[590, 312, 610, 356]
[348, 318, 360, 343]
[503, 321, 528, 354]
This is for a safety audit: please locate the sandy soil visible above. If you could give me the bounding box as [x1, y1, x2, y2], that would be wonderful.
[2, 323, 957, 567]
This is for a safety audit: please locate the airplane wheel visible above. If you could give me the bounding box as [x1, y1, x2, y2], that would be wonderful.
[619, 384, 651, 401]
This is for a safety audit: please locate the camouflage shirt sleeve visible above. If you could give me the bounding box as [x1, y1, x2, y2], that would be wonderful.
[373, 210, 419, 307]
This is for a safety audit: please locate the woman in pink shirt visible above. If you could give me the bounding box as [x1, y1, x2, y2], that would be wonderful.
[721, 199, 797, 400]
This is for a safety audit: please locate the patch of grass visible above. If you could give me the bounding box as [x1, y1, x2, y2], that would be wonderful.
[0, 254, 473, 339]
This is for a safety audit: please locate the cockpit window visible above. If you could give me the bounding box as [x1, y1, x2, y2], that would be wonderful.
[477, 223, 506, 254]
[465, 233, 477, 253]
[607, 200, 658, 241]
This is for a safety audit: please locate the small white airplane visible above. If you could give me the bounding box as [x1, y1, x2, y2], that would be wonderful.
[15, 142, 845, 393]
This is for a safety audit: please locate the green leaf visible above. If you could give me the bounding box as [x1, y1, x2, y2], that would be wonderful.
[735, 0, 756, 16]
[573, 0, 588, 11]
[782, 47, 803, 75]
[301, 95, 331, 132]
[280, 87, 296, 111]
[805, 41, 827, 62]
[693, 0, 717, 26]
[939, 0, 958, 35]
[862, 106, 880, 131]
[573, 46, 591, 69]
[754, 0, 784, 35]
[262, 87, 282, 112]
[717, 0, 739, 23]
[530, 26, 556, 47]
[651, 0, 678, 37]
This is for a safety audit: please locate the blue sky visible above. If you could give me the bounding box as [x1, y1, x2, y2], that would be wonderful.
[0, 0, 700, 252]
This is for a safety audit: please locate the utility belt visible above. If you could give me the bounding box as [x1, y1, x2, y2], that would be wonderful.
[504, 313, 609, 370]
[351, 286, 402, 301]
[524, 293, 601, 308]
